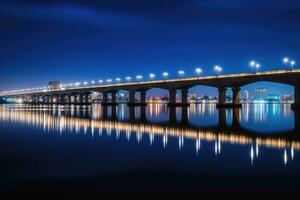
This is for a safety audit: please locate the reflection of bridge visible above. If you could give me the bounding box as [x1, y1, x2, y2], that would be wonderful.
[1, 105, 299, 151]
[1, 69, 300, 108]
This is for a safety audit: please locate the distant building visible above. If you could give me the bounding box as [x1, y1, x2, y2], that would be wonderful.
[242, 91, 250, 102]
[266, 93, 280, 103]
[281, 94, 294, 103]
[48, 81, 60, 90]
[254, 88, 267, 101]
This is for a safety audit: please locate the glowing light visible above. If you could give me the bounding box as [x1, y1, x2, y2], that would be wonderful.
[249, 60, 256, 67]
[136, 75, 143, 81]
[178, 70, 185, 77]
[149, 73, 155, 80]
[83, 81, 88, 85]
[214, 65, 222, 75]
[106, 79, 112, 83]
[116, 77, 121, 82]
[195, 68, 202, 77]
[91, 80, 95, 84]
[98, 80, 103, 84]
[162, 72, 169, 79]
[75, 82, 81, 86]
[283, 57, 289, 64]
[125, 76, 132, 82]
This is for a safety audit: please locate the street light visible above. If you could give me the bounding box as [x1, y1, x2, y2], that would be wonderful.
[91, 80, 95, 84]
[83, 81, 88, 85]
[149, 73, 155, 80]
[116, 77, 121, 83]
[126, 76, 132, 82]
[136, 75, 143, 82]
[214, 65, 222, 76]
[291, 60, 296, 70]
[106, 79, 112, 84]
[162, 72, 169, 80]
[249, 61, 260, 73]
[178, 70, 185, 78]
[98, 80, 103, 84]
[283, 57, 289, 65]
[195, 68, 202, 77]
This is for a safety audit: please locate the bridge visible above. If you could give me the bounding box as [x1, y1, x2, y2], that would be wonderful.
[1, 69, 300, 108]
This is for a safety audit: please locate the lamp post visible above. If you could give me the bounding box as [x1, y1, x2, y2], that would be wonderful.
[126, 76, 132, 82]
[162, 72, 169, 80]
[214, 65, 222, 76]
[136, 75, 143, 82]
[249, 61, 260, 73]
[178, 70, 185, 78]
[149, 73, 155, 80]
[195, 68, 202, 77]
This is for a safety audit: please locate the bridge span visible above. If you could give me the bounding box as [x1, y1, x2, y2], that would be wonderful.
[1, 69, 300, 108]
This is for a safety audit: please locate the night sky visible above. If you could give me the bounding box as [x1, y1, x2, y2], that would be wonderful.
[1, 0, 299, 96]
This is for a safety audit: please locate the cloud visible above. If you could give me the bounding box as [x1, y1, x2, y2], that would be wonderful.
[0, 3, 148, 29]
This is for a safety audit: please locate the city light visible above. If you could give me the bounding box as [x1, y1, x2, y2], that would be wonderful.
[291, 60, 296, 70]
[106, 79, 112, 83]
[283, 57, 296, 70]
[98, 80, 103, 84]
[249, 61, 260, 73]
[83, 81, 88, 85]
[214, 65, 222, 75]
[116, 77, 121, 82]
[136, 75, 143, 81]
[178, 70, 185, 78]
[91, 80, 95, 84]
[149, 73, 155, 80]
[195, 68, 202, 77]
[125, 76, 132, 82]
[162, 72, 169, 80]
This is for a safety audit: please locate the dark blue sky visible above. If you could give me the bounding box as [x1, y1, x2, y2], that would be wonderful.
[0, 0, 299, 96]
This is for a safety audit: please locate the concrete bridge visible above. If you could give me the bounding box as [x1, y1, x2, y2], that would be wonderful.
[1, 69, 300, 108]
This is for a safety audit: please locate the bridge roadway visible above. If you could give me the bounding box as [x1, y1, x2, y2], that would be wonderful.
[1, 69, 300, 108]
[1, 105, 299, 150]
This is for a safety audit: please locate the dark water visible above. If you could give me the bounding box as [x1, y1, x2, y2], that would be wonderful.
[0, 103, 300, 198]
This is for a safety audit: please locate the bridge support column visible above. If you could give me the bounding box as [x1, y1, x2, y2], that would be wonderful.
[232, 108, 241, 129]
[102, 92, 117, 106]
[140, 90, 147, 106]
[218, 108, 227, 128]
[216, 87, 226, 108]
[168, 89, 177, 107]
[292, 84, 300, 109]
[181, 89, 190, 106]
[231, 87, 242, 107]
[127, 91, 135, 106]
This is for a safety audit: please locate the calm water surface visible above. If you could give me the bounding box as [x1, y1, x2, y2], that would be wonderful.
[0, 103, 300, 198]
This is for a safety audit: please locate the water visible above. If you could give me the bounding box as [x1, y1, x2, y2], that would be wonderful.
[0, 103, 300, 198]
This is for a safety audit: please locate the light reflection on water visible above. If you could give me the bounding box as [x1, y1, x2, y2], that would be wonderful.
[0, 103, 298, 167]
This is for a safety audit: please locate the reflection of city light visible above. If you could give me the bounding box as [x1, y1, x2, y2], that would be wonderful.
[284, 149, 288, 165]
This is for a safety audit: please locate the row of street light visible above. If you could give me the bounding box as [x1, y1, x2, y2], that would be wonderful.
[0, 57, 297, 95]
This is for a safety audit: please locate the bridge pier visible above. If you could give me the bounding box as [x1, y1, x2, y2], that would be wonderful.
[218, 108, 227, 127]
[232, 108, 241, 129]
[216, 87, 226, 108]
[102, 91, 118, 106]
[127, 90, 147, 106]
[292, 84, 300, 109]
[79, 93, 90, 105]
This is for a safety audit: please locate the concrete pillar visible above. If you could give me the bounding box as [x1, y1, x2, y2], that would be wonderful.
[111, 106, 117, 120]
[217, 87, 226, 107]
[168, 89, 176, 106]
[232, 87, 241, 106]
[140, 90, 147, 105]
[181, 106, 188, 123]
[111, 91, 116, 104]
[232, 108, 241, 129]
[141, 106, 146, 121]
[61, 95, 66, 104]
[128, 91, 135, 105]
[294, 109, 300, 132]
[218, 108, 227, 128]
[102, 93, 108, 104]
[292, 84, 300, 109]
[181, 89, 189, 106]
[102, 106, 108, 119]
[169, 107, 176, 123]
[84, 94, 90, 104]
[129, 106, 135, 121]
